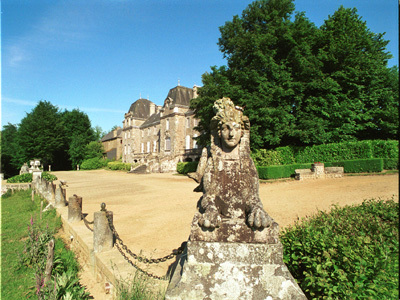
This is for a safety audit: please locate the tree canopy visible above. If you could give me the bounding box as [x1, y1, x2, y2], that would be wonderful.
[191, 0, 398, 149]
[1, 100, 101, 176]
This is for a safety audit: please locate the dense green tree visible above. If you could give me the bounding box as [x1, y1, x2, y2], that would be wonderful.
[3, 102, 100, 174]
[312, 6, 398, 142]
[93, 125, 106, 141]
[16, 101, 65, 169]
[1, 123, 20, 177]
[192, 0, 398, 149]
[61, 109, 96, 168]
[84, 141, 104, 160]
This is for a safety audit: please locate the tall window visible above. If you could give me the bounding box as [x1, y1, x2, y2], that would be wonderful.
[147, 141, 150, 153]
[141, 143, 144, 153]
[165, 137, 171, 151]
[186, 117, 190, 128]
[153, 141, 157, 152]
[185, 135, 191, 150]
[193, 134, 198, 149]
[166, 119, 169, 130]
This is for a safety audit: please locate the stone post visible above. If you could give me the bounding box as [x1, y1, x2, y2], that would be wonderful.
[55, 185, 66, 208]
[93, 203, 114, 253]
[48, 165, 51, 172]
[312, 162, 325, 178]
[77, 165, 80, 171]
[68, 195, 82, 223]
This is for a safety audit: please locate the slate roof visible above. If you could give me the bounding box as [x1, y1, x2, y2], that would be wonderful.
[101, 127, 122, 142]
[127, 98, 154, 119]
[165, 86, 194, 107]
[141, 112, 161, 128]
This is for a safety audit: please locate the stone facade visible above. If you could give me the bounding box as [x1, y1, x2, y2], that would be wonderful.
[122, 85, 201, 172]
[101, 127, 122, 160]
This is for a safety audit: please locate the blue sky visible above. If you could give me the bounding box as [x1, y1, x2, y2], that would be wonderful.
[1, 0, 398, 133]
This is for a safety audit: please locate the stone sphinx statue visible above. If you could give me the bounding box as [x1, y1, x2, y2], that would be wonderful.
[188, 97, 277, 243]
[166, 98, 307, 300]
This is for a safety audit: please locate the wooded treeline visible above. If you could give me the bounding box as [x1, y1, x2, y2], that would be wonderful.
[191, 0, 398, 149]
[1, 101, 104, 178]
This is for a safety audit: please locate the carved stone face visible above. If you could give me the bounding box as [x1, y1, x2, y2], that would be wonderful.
[220, 121, 242, 149]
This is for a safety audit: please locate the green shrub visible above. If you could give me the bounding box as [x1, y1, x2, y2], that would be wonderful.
[325, 158, 384, 173]
[281, 198, 399, 299]
[42, 172, 57, 181]
[107, 161, 132, 171]
[177, 162, 199, 174]
[383, 158, 399, 170]
[257, 163, 312, 180]
[80, 157, 109, 170]
[6, 173, 33, 183]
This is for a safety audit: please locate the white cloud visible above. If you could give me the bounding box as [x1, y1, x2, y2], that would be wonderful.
[2, 96, 37, 107]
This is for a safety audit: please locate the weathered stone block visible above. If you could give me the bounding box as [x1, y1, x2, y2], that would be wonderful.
[166, 241, 306, 300]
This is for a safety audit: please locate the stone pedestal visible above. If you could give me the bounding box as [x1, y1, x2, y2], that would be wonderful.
[32, 169, 43, 182]
[93, 211, 114, 253]
[55, 186, 66, 207]
[68, 195, 82, 223]
[166, 216, 306, 300]
[166, 240, 306, 300]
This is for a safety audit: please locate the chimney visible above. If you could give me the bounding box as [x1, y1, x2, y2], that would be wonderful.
[193, 85, 199, 98]
[149, 103, 155, 116]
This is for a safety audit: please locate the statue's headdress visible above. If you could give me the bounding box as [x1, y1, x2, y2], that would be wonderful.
[210, 97, 249, 132]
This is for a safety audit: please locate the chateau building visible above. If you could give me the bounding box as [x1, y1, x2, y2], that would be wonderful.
[121, 85, 201, 172]
[101, 126, 122, 160]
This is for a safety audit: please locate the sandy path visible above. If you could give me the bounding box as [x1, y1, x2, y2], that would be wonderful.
[51, 170, 398, 299]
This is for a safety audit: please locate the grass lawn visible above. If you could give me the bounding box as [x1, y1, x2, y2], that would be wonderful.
[1, 189, 62, 299]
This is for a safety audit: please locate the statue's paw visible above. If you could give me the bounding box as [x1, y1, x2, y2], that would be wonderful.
[248, 208, 273, 229]
[198, 210, 221, 228]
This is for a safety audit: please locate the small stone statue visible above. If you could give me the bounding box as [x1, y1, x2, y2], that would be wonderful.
[189, 97, 276, 243]
[19, 163, 29, 175]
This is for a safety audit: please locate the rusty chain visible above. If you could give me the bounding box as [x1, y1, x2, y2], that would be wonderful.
[102, 207, 186, 280]
[115, 242, 170, 280]
[82, 214, 94, 232]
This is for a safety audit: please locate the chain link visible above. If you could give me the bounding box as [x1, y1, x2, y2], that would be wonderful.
[115, 242, 170, 280]
[103, 208, 186, 279]
[82, 214, 94, 232]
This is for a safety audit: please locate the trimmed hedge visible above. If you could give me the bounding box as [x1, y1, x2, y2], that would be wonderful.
[177, 162, 199, 174]
[107, 161, 132, 171]
[251, 140, 398, 168]
[325, 159, 384, 173]
[257, 164, 312, 180]
[383, 158, 399, 170]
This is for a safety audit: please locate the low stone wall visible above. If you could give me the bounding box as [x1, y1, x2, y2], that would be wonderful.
[2, 183, 32, 195]
[295, 163, 344, 180]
